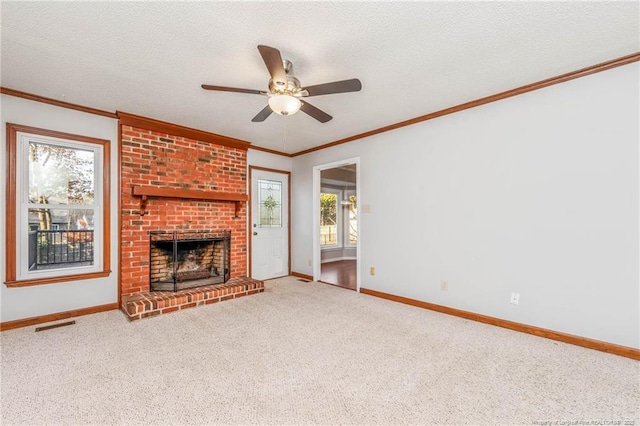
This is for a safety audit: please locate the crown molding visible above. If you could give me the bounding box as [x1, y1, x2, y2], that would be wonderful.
[249, 144, 293, 157]
[4, 51, 637, 158]
[0, 87, 117, 119]
[292, 51, 640, 157]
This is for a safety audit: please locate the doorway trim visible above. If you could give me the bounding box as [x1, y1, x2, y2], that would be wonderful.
[248, 166, 291, 278]
[313, 157, 361, 291]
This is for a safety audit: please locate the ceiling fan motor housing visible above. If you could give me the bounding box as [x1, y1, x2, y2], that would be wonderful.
[268, 77, 302, 95]
[268, 60, 303, 96]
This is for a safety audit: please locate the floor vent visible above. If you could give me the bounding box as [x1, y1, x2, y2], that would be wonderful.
[35, 320, 76, 332]
[297, 279, 311, 282]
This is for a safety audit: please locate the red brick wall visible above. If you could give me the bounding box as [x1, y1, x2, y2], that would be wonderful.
[120, 125, 247, 295]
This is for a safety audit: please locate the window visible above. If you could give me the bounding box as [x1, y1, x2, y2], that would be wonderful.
[5, 124, 110, 286]
[258, 179, 282, 227]
[320, 190, 340, 247]
[345, 192, 357, 246]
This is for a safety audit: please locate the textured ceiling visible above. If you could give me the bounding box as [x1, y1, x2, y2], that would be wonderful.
[1, 2, 638, 154]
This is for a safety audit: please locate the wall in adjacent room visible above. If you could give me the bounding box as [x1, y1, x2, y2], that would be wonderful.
[291, 63, 639, 348]
[0, 95, 119, 322]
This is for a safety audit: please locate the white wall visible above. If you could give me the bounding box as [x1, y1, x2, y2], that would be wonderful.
[321, 247, 357, 263]
[247, 148, 292, 172]
[291, 63, 639, 348]
[0, 95, 119, 322]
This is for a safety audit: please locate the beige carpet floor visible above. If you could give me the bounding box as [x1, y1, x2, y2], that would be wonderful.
[1, 276, 638, 425]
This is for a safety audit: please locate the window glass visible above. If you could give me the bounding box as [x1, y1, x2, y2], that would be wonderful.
[27, 208, 95, 271]
[320, 192, 338, 246]
[29, 142, 95, 205]
[258, 179, 282, 227]
[25, 141, 98, 274]
[347, 194, 357, 245]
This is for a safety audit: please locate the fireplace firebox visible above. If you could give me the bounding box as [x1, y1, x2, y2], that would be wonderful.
[149, 230, 230, 292]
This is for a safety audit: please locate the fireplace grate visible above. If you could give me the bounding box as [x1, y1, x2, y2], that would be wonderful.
[149, 230, 231, 292]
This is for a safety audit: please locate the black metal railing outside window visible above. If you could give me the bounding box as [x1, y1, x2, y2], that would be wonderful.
[28, 229, 94, 270]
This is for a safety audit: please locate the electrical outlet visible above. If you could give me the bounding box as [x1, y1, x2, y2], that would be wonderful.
[370, 267, 375, 276]
[510, 292, 520, 305]
[440, 280, 448, 291]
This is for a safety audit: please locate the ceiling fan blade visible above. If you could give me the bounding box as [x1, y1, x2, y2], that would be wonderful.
[257, 45, 287, 87]
[251, 105, 273, 122]
[300, 101, 332, 123]
[303, 79, 362, 97]
[201, 84, 266, 95]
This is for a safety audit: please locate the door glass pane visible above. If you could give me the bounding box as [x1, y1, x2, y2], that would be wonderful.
[27, 208, 95, 271]
[258, 179, 282, 227]
[29, 141, 95, 205]
[320, 193, 338, 246]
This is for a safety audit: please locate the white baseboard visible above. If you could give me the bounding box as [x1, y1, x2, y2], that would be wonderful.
[321, 257, 357, 264]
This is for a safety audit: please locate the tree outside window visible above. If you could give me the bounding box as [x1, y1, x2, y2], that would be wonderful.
[320, 192, 338, 246]
[347, 194, 357, 245]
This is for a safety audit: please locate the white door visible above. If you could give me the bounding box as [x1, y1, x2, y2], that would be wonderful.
[251, 168, 289, 280]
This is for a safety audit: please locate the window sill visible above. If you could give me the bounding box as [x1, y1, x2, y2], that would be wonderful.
[5, 271, 111, 288]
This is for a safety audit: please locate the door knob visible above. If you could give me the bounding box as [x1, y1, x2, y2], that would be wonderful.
[253, 232, 258, 235]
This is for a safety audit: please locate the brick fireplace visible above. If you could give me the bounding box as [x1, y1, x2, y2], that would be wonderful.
[118, 113, 263, 320]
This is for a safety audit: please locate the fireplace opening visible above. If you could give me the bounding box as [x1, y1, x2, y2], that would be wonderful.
[149, 230, 230, 292]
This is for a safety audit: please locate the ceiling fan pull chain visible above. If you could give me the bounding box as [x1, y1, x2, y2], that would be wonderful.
[283, 115, 287, 152]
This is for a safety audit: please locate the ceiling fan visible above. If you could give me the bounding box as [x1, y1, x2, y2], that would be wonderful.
[201, 45, 362, 123]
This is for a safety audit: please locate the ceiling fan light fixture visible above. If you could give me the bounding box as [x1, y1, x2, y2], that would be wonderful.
[268, 94, 302, 116]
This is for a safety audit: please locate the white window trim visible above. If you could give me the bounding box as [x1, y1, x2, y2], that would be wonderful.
[15, 131, 104, 281]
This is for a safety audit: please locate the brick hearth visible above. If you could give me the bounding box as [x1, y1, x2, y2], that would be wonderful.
[121, 276, 264, 321]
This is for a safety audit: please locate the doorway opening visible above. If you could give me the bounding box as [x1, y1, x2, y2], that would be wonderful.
[313, 158, 360, 291]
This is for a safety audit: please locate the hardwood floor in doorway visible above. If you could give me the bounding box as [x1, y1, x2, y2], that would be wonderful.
[320, 260, 356, 291]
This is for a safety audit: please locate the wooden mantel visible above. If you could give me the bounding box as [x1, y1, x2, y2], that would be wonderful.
[132, 185, 248, 217]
